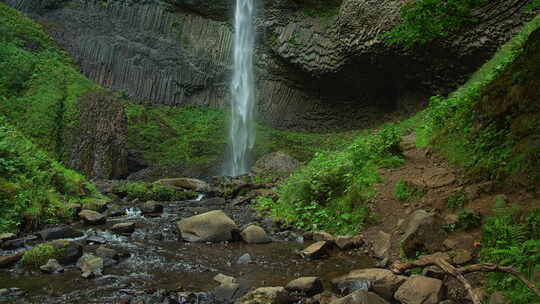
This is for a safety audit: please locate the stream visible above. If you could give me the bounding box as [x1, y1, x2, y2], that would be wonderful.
[0, 197, 373, 304]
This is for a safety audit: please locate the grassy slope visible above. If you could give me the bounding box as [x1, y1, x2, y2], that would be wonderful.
[0, 3, 100, 161]
[0, 4, 105, 233]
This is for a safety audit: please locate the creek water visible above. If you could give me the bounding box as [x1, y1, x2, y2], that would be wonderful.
[228, 0, 256, 176]
[0, 199, 373, 304]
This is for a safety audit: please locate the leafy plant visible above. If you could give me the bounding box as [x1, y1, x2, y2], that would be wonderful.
[394, 179, 426, 202]
[446, 189, 469, 209]
[456, 208, 482, 231]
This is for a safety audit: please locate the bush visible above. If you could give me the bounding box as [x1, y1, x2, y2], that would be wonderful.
[21, 244, 59, 268]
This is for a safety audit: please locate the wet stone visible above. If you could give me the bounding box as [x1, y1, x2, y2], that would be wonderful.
[1, 236, 38, 250]
[40, 259, 64, 274]
[37, 225, 83, 241]
[86, 236, 107, 244]
[112, 222, 136, 234]
[79, 210, 107, 225]
[237, 253, 252, 264]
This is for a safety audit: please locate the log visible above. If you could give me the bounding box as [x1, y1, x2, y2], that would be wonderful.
[390, 256, 540, 304]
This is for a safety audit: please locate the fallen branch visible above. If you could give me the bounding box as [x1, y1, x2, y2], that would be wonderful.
[390, 255, 540, 304]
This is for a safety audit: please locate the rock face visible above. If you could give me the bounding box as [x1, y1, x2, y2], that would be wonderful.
[5, 0, 535, 131]
[251, 152, 300, 175]
[68, 91, 128, 179]
[176, 210, 237, 242]
[331, 268, 406, 300]
[330, 290, 389, 304]
[241, 225, 271, 244]
[400, 210, 446, 259]
[394, 275, 444, 304]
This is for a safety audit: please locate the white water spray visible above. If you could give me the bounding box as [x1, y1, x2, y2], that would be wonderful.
[228, 0, 256, 176]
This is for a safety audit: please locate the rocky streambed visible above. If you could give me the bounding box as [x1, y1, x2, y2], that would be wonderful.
[0, 179, 373, 304]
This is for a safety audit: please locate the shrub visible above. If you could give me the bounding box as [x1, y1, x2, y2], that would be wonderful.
[446, 189, 469, 210]
[258, 124, 405, 234]
[21, 244, 59, 268]
[456, 208, 481, 231]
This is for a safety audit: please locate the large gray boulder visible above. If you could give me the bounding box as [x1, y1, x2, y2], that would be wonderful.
[176, 210, 238, 242]
[400, 210, 447, 259]
[394, 275, 444, 304]
[331, 268, 406, 300]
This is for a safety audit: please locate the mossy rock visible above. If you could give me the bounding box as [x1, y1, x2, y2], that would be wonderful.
[112, 182, 196, 202]
[21, 240, 82, 268]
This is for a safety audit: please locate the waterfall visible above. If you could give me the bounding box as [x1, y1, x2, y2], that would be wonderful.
[228, 0, 256, 176]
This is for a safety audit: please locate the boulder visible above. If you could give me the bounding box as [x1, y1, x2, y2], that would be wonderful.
[50, 240, 83, 265]
[1, 236, 38, 250]
[37, 225, 83, 241]
[335, 235, 364, 250]
[237, 253, 252, 265]
[313, 231, 335, 242]
[329, 290, 389, 304]
[241, 225, 271, 244]
[372, 231, 391, 260]
[0, 252, 23, 268]
[214, 273, 238, 285]
[394, 275, 443, 304]
[0, 233, 16, 243]
[176, 210, 238, 242]
[236, 287, 293, 304]
[78, 210, 106, 225]
[451, 249, 473, 265]
[331, 268, 406, 300]
[40, 259, 64, 274]
[111, 222, 136, 234]
[400, 210, 446, 259]
[300, 241, 333, 259]
[141, 201, 164, 215]
[77, 254, 104, 278]
[155, 178, 210, 192]
[251, 152, 300, 175]
[286, 277, 323, 297]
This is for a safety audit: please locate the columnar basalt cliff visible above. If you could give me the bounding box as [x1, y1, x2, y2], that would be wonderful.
[3, 0, 537, 130]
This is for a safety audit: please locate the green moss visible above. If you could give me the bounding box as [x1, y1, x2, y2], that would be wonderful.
[112, 182, 196, 202]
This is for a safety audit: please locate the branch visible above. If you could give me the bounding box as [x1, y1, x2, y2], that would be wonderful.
[390, 256, 540, 304]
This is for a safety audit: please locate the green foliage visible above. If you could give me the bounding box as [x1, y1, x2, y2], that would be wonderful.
[481, 203, 540, 303]
[257, 124, 405, 234]
[394, 179, 425, 202]
[112, 182, 196, 202]
[21, 244, 58, 268]
[0, 117, 103, 233]
[414, 15, 540, 182]
[446, 189, 469, 209]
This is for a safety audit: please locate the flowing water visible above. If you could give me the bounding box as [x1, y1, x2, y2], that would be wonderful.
[228, 0, 256, 176]
[0, 199, 373, 303]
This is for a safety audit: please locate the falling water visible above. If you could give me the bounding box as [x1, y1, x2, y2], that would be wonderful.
[228, 0, 256, 176]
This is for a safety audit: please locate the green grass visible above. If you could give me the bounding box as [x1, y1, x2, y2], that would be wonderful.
[112, 182, 196, 202]
[0, 117, 104, 233]
[446, 189, 469, 210]
[256, 124, 406, 234]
